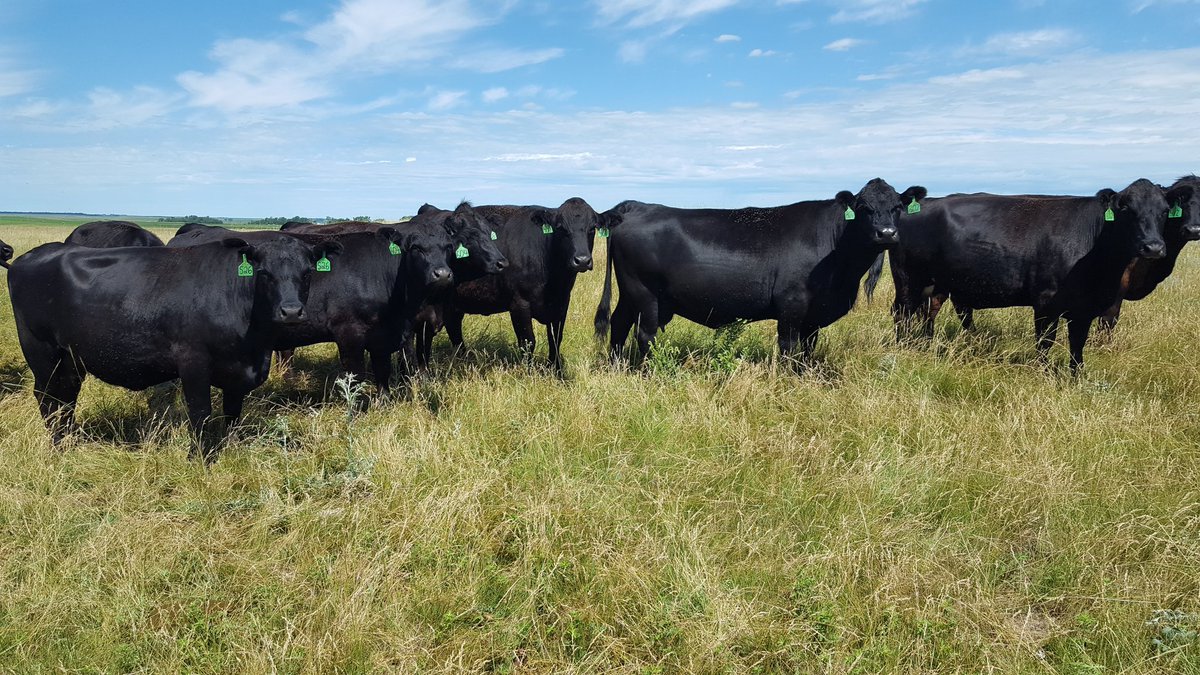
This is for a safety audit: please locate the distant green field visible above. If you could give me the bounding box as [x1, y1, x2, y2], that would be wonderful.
[0, 224, 1198, 672]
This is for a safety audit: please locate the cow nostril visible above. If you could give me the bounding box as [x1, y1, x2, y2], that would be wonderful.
[574, 255, 592, 267]
[495, 259, 508, 270]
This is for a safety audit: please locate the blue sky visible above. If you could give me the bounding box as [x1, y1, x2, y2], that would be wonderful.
[1, 0, 1199, 218]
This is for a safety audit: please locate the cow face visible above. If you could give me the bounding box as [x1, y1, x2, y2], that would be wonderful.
[394, 227, 455, 290]
[539, 197, 600, 273]
[837, 178, 926, 247]
[446, 204, 508, 275]
[226, 236, 343, 325]
[1099, 179, 1168, 259]
[1164, 181, 1200, 241]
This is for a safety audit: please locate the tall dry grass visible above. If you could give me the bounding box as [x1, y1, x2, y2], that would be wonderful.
[0, 224, 1197, 672]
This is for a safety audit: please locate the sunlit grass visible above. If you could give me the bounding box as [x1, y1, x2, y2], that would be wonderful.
[0, 224, 1197, 672]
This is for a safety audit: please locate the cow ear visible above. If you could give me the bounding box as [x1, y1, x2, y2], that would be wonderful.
[530, 208, 554, 225]
[600, 210, 622, 229]
[222, 237, 256, 260]
[1167, 184, 1195, 207]
[377, 226, 400, 243]
[417, 203, 439, 216]
[312, 240, 343, 262]
[835, 191, 855, 206]
[901, 186, 928, 203]
[1096, 188, 1118, 206]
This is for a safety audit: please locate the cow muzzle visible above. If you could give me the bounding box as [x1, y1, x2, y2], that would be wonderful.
[1184, 225, 1200, 241]
[1139, 241, 1167, 259]
[571, 254, 594, 272]
[874, 227, 899, 245]
[277, 303, 306, 324]
[428, 266, 454, 288]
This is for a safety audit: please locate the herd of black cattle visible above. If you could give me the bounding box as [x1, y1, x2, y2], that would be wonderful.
[2, 174, 1197, 459]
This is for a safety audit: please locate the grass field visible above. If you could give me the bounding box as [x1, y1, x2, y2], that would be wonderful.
[0, 222, 1198, 673]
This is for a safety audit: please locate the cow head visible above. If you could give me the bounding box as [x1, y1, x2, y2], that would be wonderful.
[445, 202, 508, 275]
[1164, 177, 1200, 241]
[1098, 179, 1168, 259]
[380, 226, 454, 290]
[224, 236, 343, 324]
[0, 239, 12, 269]
[535, 197, 601, 273]
[836, 178, 926, 247]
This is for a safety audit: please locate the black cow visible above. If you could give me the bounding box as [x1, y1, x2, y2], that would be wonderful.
[65, 220, 164, 248]
[169, 220, 456, 392]
[0, 239, 13, 269]
[595, 179, 926, 362]
[9, 236, 338, 458]
[427, 197, 605, 372]
[888, 178, 1169, 372]
[287, 204, 510, 371]
[1093, 176, 1200, 332]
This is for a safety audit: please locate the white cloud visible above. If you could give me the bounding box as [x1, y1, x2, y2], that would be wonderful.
[83, 86, 182, 130]
[824, 38, 867, 51]
[715, 34, 741, 42]
[1132, 0, 1200, 12]
[178, 0, 562, 112]
[619, 39, 652, 62]
[0, 52, 37, 98]
[749, 48, 778, 57]
[593, 0, 745, 28]
[928, 67, 1025, 85]
[731, 101, 759, 109]
[967, 28, 1079, 57]
[482, 87, 509, 103]
[428, 90, 467, 110]
[830, 0, 929, 24]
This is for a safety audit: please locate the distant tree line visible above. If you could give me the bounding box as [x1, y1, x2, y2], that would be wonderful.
[157, 215, 224, 224]
[246, 216, 313, 226]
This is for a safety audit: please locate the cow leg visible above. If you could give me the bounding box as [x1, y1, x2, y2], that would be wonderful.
[29, 347, 84, 445]
[1067, 317, 1092, 375]
[335, 339, 372, 409]
[1097, 302, 1121, 336]
[924, 293, 947, 340]
[955, 304, 975, 331]
[778, 322, 818, 370]
[546, 315, 568, 375]
[179, 370, 215, 461]
[1033, 312, 1060, 363]
[369, 348, 394, 394]
[633, 299, 660, 365]
[221, 389, 246, 433]
[608, 299, 636, 362]
[415, 320, 439, 370]
[444, 309, 467, 353]
[510, 303, 536, 362]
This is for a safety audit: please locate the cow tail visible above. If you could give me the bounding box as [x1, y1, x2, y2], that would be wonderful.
[593, 237, 615, 341]
[862, 251, 886, 303]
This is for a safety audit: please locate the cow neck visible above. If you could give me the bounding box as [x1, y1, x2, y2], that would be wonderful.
[1123, 228, 1190, 300]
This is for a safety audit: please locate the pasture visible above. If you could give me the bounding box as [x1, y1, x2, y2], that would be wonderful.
[1, 222, 1198, 672]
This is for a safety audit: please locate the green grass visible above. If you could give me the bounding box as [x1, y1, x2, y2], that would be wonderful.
[1, 225, 1199, 672]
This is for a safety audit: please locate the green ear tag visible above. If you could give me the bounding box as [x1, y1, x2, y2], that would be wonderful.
[237, 254, 253, 277]
[490, 230, 498, 240]
[844, 207, 855, 221]
[1169, 203, 1183, 219]
[907, 198, 921, 215]
[597, 226, 610, 238]
[455, 243, 469, 259]
[542, 223, 554, 235]
[388, 241, 402, 256]
[1104, 207, 1115, 222]
[316, 255, 331, 272]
